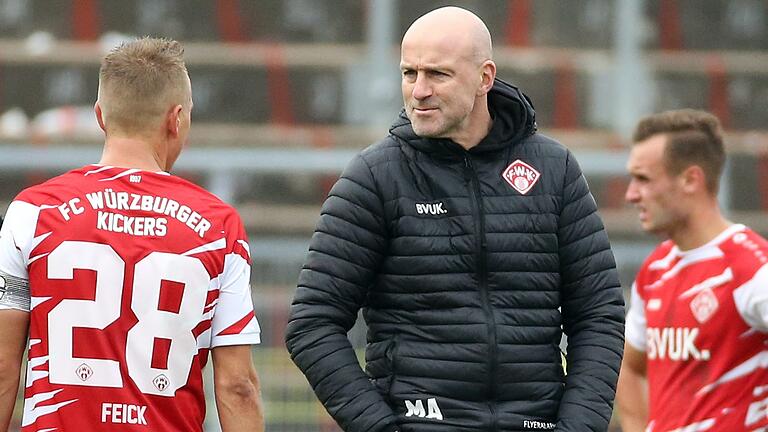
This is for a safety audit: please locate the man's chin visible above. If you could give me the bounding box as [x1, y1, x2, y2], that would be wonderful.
[644, 224, 671, 239]
[411, 124, 441, 139]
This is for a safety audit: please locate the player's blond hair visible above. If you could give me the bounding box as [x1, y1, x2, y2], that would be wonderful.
[633, 109, 725, 194]
[98, 37, 190, 135]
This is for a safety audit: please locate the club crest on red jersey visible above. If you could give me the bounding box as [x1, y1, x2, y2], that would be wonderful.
[690, 288, 719, 324]
[502, 160, 540, 195]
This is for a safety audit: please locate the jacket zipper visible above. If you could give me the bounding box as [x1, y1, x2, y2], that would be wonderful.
[463, 155, 498, 431]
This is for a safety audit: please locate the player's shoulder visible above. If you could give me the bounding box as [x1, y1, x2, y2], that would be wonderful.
[633, 240, 676, 296]
[719, 224, 768, 276]
[639, 240, 676, 271]
[13, 166, 91, 205]
[166, 175, 240, 218]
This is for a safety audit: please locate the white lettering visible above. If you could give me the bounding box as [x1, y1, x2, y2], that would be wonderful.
[523, 420, 556, 430]
[85, 191, 104, 210]
[141, 195, 153, 211]
[153, 197, 168, 213]
[111, 403, 122, 423]
[116, 192, 129, 210]
[194, 219, 210, 238]
[426, 398, 443, 420]
[65, 190, 208, 238]
[96, 212, 168, 238]
[177, 205, 191, 223]
[646, 327, 710, 361]
[101, 403, 110, 423]
[156, 218, 167, 237]
[125, 215, 136, 235]
[134, 217, 144, 236]
[405, 398, 443, 420]
[416, 202, 447, 216]
[405, 400, 426, 418]
[143, 217, 155, 236]
[57, 202, 71, 221]
[69, 198, 84, 215]
[101, 403, 148, 425]
[103, 189, 115, 209]
[185, 211, 201, 230]
[97, 211, 109, 230]
[165, 200, 179, 218]
[130, 194, 142, 210]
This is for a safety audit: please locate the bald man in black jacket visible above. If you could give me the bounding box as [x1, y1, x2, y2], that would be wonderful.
[286, 6, 625, 432]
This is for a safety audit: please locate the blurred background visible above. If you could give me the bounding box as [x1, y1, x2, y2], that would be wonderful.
[1, 0, 767, 430]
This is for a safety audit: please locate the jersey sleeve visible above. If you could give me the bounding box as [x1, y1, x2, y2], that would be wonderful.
[733, 263, 768, 332]
[625, 282, 647, 351]
[0, 200, 39, 312]
[210, 214, 260, 347]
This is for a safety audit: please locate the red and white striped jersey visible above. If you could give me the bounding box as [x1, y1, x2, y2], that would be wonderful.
[626, 224, 768, 432]
[0, 165, 260, 431]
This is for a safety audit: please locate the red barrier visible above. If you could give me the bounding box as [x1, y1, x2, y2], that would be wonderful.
[658, 0, 683, 50]
[707, 57, 730, 129]
[759, 156, 768, 210]
[216, 0, 249, 42]
[263, 44, 295, 125]
[553, 62, 578, 129]
[505, 0, 532, 47]
[72, 0, 101, 41]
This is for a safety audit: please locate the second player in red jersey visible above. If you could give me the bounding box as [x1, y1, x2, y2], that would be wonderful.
[617, 110, 768, 432]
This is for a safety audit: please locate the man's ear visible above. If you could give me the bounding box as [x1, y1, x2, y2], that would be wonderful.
[166, 104, 183, 137]
[94, 101, 106, 132]
[478, 60, 496, 96]
[681, 165, 706, 194]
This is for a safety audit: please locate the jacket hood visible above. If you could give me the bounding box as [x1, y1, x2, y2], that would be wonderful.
[389, 78, 537, 155]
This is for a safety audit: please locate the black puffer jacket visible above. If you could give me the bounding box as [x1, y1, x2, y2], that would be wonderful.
[286, 79, 625, 432]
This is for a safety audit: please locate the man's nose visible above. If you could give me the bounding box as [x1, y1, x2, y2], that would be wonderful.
[625, 181, 639, 203]
[412, 74, 432, 100]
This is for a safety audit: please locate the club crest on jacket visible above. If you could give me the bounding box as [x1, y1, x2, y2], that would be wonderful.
[502, 160, 540, 195]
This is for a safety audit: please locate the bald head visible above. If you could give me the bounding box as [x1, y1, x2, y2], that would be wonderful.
[403, 6, 492, 64]
[399, 7, 497, 149]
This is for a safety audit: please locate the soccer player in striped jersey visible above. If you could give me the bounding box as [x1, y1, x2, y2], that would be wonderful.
[0, 38, 264, 431]
[617, 109, 768, 432]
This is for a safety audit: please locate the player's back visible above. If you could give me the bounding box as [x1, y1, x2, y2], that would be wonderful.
[2, 165, 259, 431]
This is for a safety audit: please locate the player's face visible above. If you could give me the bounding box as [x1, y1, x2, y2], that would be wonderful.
[400, 34, 482, 142]
[625, 134, 689, 237]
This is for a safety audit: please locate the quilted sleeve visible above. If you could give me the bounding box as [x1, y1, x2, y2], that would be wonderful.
[555, 150, 625, 432]
[285, 153, 398, 432]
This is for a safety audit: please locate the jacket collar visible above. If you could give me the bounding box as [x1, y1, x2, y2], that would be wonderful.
[389, 78, 537, 158]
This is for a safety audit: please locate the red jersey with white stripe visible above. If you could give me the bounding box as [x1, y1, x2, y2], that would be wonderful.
[0, 165, 260, 431]
[626, 225, 768, 432]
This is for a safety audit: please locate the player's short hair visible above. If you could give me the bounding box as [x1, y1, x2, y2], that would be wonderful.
[98, 37, 190, 135]
[633, 109, 725, 194]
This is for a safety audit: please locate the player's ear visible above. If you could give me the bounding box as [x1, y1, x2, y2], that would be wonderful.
[94, 102, 106, 132]
[166, 104, 183, 137]
[681, 165, 705, 194]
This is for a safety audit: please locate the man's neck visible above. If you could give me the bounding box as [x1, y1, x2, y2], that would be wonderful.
[454, 99, 493, 151]
[99, 137, 166, 172]
[671, 202, 732, 251]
